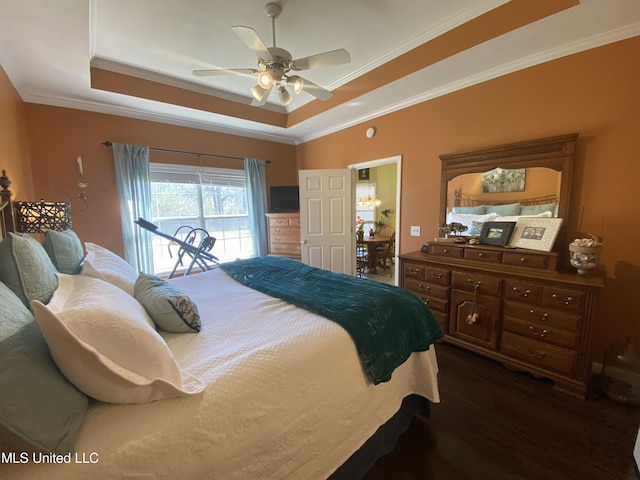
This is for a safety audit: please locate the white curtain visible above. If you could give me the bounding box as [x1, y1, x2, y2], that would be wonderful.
[112, 143, 153, 273]
[244, 158, 268, 256]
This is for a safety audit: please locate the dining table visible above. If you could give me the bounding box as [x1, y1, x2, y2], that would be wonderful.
[359, 234, 392, 272]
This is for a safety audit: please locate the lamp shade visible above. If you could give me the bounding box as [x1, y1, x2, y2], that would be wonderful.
[15, 201, 72, 233]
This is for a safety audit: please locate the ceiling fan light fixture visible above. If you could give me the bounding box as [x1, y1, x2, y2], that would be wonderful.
[250, 84, 269, 102]
[278, 85, 292, 105]
[257, 70, 272, 89]
[289, 75, 304, 94]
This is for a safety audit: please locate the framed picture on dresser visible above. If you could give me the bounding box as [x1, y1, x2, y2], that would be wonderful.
[509, 217, 563, 252]
[479, 221, 516, 246]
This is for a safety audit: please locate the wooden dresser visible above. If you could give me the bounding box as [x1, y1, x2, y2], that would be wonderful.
[400, 244, 604, 398]
[265, 212, 301, 260]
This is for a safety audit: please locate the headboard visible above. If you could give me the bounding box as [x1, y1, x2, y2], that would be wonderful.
[452, 190, 559, 208]
[0, 170, 16, 238]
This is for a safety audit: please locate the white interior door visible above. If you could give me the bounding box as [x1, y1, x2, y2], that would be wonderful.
[299, 169, 353, 274]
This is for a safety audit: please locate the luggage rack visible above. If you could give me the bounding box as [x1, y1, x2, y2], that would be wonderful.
[134, 218, 219, 278]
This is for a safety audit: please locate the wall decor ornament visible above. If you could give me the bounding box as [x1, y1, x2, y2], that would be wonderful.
[481, 167, 525, 193]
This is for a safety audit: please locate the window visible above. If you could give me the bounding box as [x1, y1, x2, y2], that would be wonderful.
[355, 182, 377, 229]
[149, 163, 253, 274]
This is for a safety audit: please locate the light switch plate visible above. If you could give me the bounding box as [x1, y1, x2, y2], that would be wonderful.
[410, 226, 421, 236]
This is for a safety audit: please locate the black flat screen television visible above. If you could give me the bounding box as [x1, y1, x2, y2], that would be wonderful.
[270, 185, 300, 212]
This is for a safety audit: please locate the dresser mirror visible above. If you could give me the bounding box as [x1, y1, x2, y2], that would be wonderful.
[439, 134, 578, 249]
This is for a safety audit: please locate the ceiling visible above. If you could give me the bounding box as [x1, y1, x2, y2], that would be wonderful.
[1, 0, 639, 145]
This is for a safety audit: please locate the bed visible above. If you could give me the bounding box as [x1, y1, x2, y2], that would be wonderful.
[0, 171, 442, 479]
[445, 190, 559, 236]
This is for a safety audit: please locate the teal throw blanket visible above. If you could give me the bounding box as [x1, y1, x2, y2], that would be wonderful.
[219, 257, 443, 384]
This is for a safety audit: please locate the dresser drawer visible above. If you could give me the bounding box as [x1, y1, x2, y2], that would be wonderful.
[270, 232, 300, 244]
[502, 251, 550, 269]
[501, 332, 577, 376]
[403, 263, 425, 280]
[270, 226, 300, 236]
[542, 286, 586, 314]
[451, 271, 502, 297]
[431, 310, 449, 332]
[463, 247, 502, 263]
[429, 244, 463, 258]
[420, 296, 449, 313]
[504, 279, 542, 305]
[503, 317, 579, 350]
[270, 243, 301, 256]
[424, 266, 450, 286]
[503, 301, 582, 332]
[404, 279, 448, 298]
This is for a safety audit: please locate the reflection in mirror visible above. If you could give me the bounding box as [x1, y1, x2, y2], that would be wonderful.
[447, 167, 562, 217]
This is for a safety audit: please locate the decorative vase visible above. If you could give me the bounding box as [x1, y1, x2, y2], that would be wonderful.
[356, 231, 364, 241]
[568, 244, 601, 274]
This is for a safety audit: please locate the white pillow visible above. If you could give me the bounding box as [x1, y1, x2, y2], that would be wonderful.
[494, 210, 553, 222]
[81, 242, 138, 295]
[32, 274, 204, 404]
[446, 212, 498, 235]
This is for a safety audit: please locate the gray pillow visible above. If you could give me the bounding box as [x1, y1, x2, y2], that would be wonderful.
[0, 281, 88, 453]
[0, 233, 58, 309]
[134, 273, 201, 333]
[486, 203, 521, 216]
[43, 229, 84, 274]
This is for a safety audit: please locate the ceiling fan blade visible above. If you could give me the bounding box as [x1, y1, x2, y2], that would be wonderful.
[250, 85, 273, 106]
[193, 68, 258, 77]
[300, 78, 333, 101]
[231, 26, 273, 60]
[293, 49, 351, 71]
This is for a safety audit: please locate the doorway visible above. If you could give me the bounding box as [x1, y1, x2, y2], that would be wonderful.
[349, 155, 402, 285]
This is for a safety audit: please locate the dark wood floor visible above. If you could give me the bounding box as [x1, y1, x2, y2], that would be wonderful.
[365, 343, 640, 480]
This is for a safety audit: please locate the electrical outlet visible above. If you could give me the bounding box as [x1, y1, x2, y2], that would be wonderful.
[410, 226, 421, 236]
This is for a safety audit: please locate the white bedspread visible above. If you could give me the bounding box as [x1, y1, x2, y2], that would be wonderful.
[3, 268, 439, 479]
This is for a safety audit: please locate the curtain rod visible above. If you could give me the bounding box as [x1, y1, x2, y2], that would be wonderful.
[101, 141, 270, 164]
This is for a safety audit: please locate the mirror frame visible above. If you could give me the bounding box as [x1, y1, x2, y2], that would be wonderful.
[439, 133, 578, 232]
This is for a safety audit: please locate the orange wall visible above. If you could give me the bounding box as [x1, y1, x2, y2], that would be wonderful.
[3, 35, 639, 363]
[0, 65, 34, 200]
[297, 36, 640, 362]
[22, 105, 297, 255]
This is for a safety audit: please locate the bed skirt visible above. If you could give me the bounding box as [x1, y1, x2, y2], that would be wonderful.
[329, 394, 430, 479]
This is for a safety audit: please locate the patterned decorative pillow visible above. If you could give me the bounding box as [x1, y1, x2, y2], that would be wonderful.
[134, 273, 201, 333]
[468, 221, 485, 237]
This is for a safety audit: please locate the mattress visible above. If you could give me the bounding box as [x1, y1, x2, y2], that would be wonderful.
[2, 268, 439, 479]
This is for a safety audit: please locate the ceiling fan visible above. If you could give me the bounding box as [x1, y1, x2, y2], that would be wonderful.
[193, 3, 351, 107]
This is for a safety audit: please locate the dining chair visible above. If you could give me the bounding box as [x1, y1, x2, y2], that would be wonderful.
[356, 236, 368, 277]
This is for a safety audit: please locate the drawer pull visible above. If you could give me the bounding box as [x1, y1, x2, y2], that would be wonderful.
[477, 252, 484, 258]
[430, 272, 443, 280]
[424, 299, 430, 305]
[512, 286, 532, 297]
[528, 326, 548, 337]
[527, 349, 547, 359]
[274, 228, 282, 233]
[520, 257, 527, 263]
[529, 309, 549, 321]
[418, 284, 430, 293]
[466, 279, 482, 289]
[552, 293, 574, 305]
[443, 248, 448, 253]
[408, 267, 420, 276]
